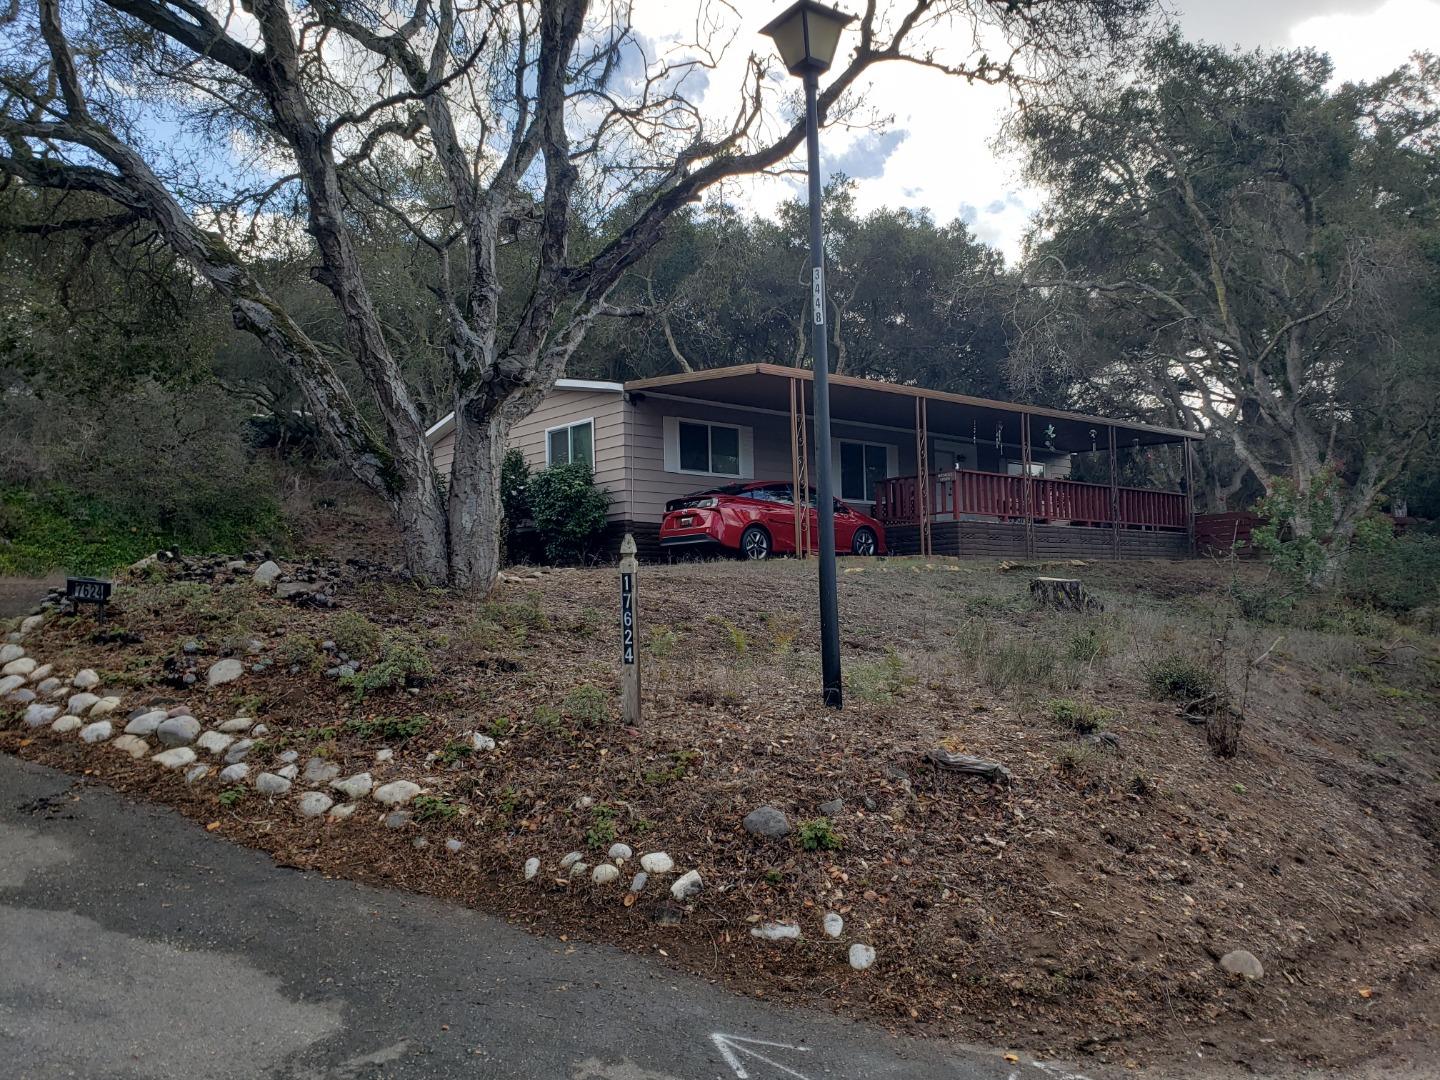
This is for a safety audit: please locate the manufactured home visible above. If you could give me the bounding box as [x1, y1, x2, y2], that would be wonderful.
[426, 363, 1201, 560]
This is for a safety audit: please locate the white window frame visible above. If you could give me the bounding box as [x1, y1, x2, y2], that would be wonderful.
[832, 438, 898, 504]
[544, 417, 595, 468]
[662, 416, 754, 478]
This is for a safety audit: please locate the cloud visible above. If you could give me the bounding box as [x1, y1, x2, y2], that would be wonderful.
[825, 128, 907, 181]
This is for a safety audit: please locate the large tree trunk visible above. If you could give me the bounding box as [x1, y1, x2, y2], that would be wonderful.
[446, 404, 512, 588]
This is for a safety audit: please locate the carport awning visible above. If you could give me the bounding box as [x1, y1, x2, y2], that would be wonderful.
[624, 364, 1198, 453]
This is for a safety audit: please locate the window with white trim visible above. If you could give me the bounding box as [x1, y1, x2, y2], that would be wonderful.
[673, 419, 743, 476]
[839, 440, 891, 502]
[546, 419, 594, 467]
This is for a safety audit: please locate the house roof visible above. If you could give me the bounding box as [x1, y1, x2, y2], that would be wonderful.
[423, 378, 623, 443]
[423, 365, 1200, 451]
[624, 363, 1201, 450]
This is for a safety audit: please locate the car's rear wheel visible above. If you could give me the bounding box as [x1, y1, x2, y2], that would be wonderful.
[851, 527, 878, 556]
[740, 525, 772, 560]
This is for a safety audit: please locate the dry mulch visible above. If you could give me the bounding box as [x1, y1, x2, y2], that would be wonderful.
[4, 553, 1439, 1077]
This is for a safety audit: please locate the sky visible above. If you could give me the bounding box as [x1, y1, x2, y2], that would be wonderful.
[653, 0, 1440, 263]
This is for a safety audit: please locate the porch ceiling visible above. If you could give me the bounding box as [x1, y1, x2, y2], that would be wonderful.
[624, 364, 1198, 451]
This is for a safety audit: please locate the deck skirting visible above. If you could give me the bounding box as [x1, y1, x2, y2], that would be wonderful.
[885, 521, 1190, 559]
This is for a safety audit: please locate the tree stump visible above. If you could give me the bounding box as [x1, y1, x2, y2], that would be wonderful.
[1029, 577, 1104, 614]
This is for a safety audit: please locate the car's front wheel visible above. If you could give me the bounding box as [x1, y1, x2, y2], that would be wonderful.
[739, 524, 772, 560]
[851, 527, 879, 556]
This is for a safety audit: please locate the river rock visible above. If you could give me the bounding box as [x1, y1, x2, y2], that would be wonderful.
[206, 659, 244, 686]
[297, 791, 334, 817]
[218, 717, 254, 733]
[72, 668, 100, 690]
[445, 838, 464, 853]
[823, 912, 844, 938]
[196, 731, 235, 755]
[628, 872, 648, 894]
[524, 857, 540, 880]
[607, 843, 633, 863]
[24, 703, 60, 728]
[303, 758, 340, 784]
[125, 710, 166, 736]
[1220, 949, 1264, 980]
[111, 734, 149, 759]
[640, 852, 674, 875]
[468, 732, 497, 752]
[670, 869, 702, 900]
[0, 644, 23, 664]
[751, 921, 801, 942]
[152, 747, 196, 769]
[559, 851, 584, 869]
[27, 663, 52, 683]
[3, 657, 37, 677]
[51, 715, 83, 734]
[223, 739, 254, 764]
[255, 772, 292, 796]
[6, 688, 36, 705]
[743, 805, 791, 839]
[591, 864, 621, 885]
[155, 715, 202, 747]
[0, 675, 24, 697]
[331, 772, 373, 800]
[849, 943, 876, 971]
[276, 764, 299, 780]
[66, 692, 100, 716]
[88, 697, 121, 717]
[253, 561, 282, 586]
[36, 678, 62, 695]
[80, 720, 113, 743]
[184, 764, 211, 784]
[373, 780, 421, 806]
[328, 804, 357, 821]
[19, 614, 44, 636]
[218, 763, 250, 783]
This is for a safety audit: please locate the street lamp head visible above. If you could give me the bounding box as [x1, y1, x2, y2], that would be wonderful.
[760, 0, 854, 77]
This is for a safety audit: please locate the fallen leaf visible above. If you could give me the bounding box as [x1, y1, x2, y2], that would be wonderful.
[1004, 1053, 1019, 1064]
[1358, 987, 1373, 999]
[205, 821, 221, 832]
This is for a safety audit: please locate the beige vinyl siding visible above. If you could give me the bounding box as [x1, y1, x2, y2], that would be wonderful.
[431, 389, 629, 522]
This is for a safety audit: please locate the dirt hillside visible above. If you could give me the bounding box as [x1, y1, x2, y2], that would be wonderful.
[4, 553, 1437, 1076]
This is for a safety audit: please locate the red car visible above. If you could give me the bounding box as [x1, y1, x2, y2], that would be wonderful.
[659, 481, 886, 560]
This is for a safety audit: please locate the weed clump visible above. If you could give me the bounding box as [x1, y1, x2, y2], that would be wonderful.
[340, 634, 432, 698]
[562, 684, 609, 727]
[1143, 653, 1215, 701]
[797, 817, 842, 851]
[330, 611, 382, 661]
[413, 794, 459, 822]
[1046, 698, 1115, 734]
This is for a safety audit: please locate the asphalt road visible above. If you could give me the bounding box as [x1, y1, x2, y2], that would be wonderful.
[0, 753, 1105, 1080]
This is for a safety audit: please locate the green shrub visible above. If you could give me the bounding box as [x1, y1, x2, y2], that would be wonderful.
[1143, 653, 1216, 701]
[437, 740, 475, 766]
[1343, 531, 1440, 614]
[340, 634, 432, 698]
[218, 787, 245, 807]
[1046, 698, 1114, 734]
[330, 611, 383, 661]
[797, 817, 842, 851]
[648, 627, 679, 659]
[562, 684, 609, 726]
[527, 462, 610, 564]
[501, 448, 532, 557]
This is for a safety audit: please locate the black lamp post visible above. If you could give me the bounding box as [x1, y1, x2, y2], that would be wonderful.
[761, 0, 854, 709]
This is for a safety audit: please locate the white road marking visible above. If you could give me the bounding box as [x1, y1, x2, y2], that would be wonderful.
[710, 1033, 814, 1080]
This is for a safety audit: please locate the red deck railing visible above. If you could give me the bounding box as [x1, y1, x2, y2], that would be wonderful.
[873, 469, 1187, 531]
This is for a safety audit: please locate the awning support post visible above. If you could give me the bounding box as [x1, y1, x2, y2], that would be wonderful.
[1184, 437, 1196, 556]
[1021, 412, 1035, 559]
[1108, 425, 1121, 560]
